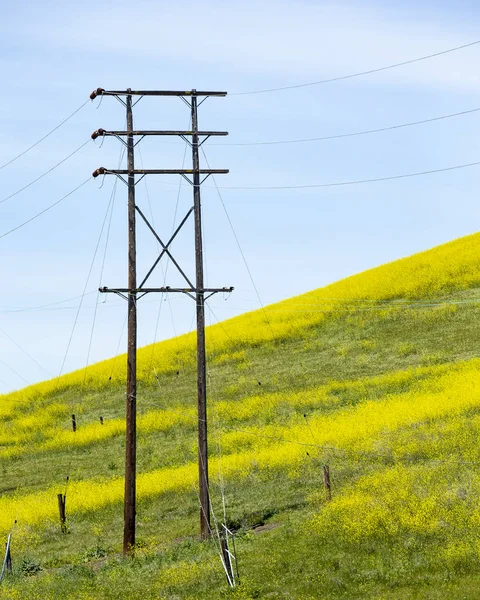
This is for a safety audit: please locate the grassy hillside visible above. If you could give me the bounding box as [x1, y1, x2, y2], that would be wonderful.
[2, 233, 480, 599]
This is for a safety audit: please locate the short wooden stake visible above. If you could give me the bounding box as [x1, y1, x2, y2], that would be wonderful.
[323, 465, 332, 501]
[57, 493, 67, 532]
[99, 416, 104, 425]
[71, 414, 76, 432]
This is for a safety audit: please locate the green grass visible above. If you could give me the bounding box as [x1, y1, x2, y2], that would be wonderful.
[2, 247, 480, 597]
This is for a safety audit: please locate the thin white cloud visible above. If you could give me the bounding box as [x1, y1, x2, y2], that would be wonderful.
[7, 0, 480, 93]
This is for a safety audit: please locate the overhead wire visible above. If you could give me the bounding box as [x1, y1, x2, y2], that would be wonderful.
[154, 365, 226, 570]
[83, 181, 118, 382]
[0, 139, 91, 205]
[208, 298, 480, 313]
[83, 140, 125, 383]
[133, 134, 228, 560]
[1, 292, 478, 315]
[0, 357, 30, 386]
[200, 146, 276, 341]
[143, 251, 226, 571]
[108, 313, 128, 382]
[200, 151, 299, 544]
[0, 177, 91, 241]
[0, 379, 13, 392]
[135, 127, 169, 380]
[1, 156, 478, 245]
[89, 117, 135, 386]
[121, 105, 480, 150]
[231, 39, 480, 95]
[0, 99, 90, 171]
[0, 293, 474, 324]
[57, 184, 120, 381]
[143, 118, 191, 380]
[213, 106, 480, 146]
[205, 307, 232, 526]
[217, 159, 480, 190]
[198, 166, 231, 530]
[200, 153, 283, 545]
[1, 291, 97, 313]
[229, 292, 477, 304]
[133, 157, 480, 192]
[0, 325, 50, 377]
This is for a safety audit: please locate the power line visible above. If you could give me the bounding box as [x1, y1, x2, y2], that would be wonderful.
[0, 325, 50, 377]
[108, 313, 128, 382]
[231, 39, 480, 95]
[0, 99, 90, 171]
[216, 295, 480, 307]
[0, 292, 475, 316]
[218, 159, 480, 190]
[117, 105, 480, 149]
[83, 141, 125, 382]
[0, 177, 91, 240]
[214, 106, 480, 146]
[146, 118, 190, 379]
[201, 147, 276, 340]
[0, 357, 30, 386]
[57, 187, 118, 380]
[0, 378, 13, 392]
[208, 298, 480, 313]
[251, 301, 480, 313]
[0, 139, 91, 206]
[0, 291, 97, 314]
[83, 180, 118, 382]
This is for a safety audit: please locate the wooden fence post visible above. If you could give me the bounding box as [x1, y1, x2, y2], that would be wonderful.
[99, 416, 104, 425]
[71, 414, 76, 432]
[323, 465, 332, 501]
[57, 493, 67, 532]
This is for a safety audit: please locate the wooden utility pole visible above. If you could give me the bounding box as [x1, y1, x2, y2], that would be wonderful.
[191, 93, 210, 538]
[90, 87, 230, 550]
[124, 92, 137, 555]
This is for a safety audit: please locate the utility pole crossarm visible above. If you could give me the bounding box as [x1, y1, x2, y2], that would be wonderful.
[92, 168, 229, 177]
[99, 287, 234, 294]
[92, 129, 228, 138]
[90, 88, 227, 98]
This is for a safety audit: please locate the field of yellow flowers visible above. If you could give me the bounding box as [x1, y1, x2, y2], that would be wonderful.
[2, 232, 480, 599]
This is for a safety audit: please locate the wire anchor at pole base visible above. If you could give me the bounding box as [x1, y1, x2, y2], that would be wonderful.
[220, 524, 239, 587]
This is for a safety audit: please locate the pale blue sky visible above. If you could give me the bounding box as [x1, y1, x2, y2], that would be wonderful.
[0, 0, 479, 392]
